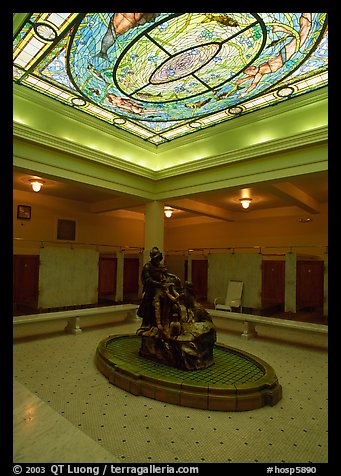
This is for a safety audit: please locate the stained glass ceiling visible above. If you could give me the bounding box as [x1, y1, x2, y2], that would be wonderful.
[13, 13, 328, 145]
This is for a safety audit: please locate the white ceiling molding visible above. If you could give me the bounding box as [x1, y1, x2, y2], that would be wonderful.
[155, 126, 328, 179]
[13, 120, 327, 184]
[13, 122, 155, 179]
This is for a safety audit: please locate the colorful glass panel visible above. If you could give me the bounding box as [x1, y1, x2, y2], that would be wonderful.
[13, 13, 328, 144]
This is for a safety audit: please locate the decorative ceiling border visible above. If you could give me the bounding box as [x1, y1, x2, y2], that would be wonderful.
[13, 119, 327, 183]
[157, 125, 328, 179]
[13, 83, 157, 153]
[14, 83, 327, 155]
[13, 121, 155, 179]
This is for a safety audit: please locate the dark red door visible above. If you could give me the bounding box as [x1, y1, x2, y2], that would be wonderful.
[261, 260, 285, 311]
[13, 255, 40, 311]
[123, 257, 140, 301]
[185, 259, 208, 301]
[296, 260, 324, 310]
[98, 257, 117, 297]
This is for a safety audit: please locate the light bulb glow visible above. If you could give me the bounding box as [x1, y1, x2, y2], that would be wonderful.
[240, 198, 252, 209]
[164, 207, 173, 218]
[30, 180, 44, 192]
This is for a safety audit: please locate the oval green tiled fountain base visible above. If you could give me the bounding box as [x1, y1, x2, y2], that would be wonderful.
[96, 334, 282, 411]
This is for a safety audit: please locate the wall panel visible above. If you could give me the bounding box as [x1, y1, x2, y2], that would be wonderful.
[38, 246, 99, 309]
[208, 253, 262, 309]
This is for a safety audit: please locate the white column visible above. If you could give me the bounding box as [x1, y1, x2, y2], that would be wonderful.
[143, 201, 164, 264]
[285, 252, 296, 313]
[115, 249, 124, 302]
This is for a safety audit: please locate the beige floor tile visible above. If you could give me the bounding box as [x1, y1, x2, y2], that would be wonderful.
[13, 320, 328, 463]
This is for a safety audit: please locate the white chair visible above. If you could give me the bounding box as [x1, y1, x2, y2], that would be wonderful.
[214, 280, 243, 312]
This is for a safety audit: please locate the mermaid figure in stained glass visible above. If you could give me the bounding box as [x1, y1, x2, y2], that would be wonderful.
[97, 13, 160, 60]
[236, 13, 312, 96]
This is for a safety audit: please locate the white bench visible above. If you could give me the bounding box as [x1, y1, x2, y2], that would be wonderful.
[208, 309, 327, 346]
[13, 304, 139, 337]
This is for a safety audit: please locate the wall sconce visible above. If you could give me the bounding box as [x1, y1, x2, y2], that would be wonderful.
[239, 198, 252, 209]
[164, 207, 174, 218]
[29, 179, 45, 192]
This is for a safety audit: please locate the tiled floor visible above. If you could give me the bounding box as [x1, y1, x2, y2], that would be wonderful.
[13, 319, 328, 464]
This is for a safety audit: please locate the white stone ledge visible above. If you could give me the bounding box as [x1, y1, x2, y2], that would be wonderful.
[13, 304, 139, 338]
[208, 309, 328, 348]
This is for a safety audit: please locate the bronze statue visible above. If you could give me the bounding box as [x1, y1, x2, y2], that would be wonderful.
[137, 247, 182, 335]
[137, 247, 216, 370]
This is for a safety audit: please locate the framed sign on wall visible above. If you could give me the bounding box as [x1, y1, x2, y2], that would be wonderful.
[17, 205, 31, 220]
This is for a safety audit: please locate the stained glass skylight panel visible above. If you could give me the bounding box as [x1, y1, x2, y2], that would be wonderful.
[13, 13, 328, 145]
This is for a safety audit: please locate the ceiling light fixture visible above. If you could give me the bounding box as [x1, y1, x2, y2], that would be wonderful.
[239, 198, 252, 209]
[164, 207, 173, 218]
[29, 179, 45, 192]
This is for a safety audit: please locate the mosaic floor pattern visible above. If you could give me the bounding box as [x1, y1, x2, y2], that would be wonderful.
[13, 320, 328, 463]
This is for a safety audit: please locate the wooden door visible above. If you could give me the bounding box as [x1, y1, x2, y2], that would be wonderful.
[98, 257, 117, 297]
[13, 255, 40, 311]
[261, 260, 285, 311]
[296, 260, 324, 310]
[185, 259, 208, 301]
[123, 257, 140, 301]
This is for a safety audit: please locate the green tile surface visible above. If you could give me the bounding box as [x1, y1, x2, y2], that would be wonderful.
[103, 335, 264, 385]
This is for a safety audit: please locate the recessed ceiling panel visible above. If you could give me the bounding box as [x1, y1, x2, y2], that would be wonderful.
[13, 13, 328, 145]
